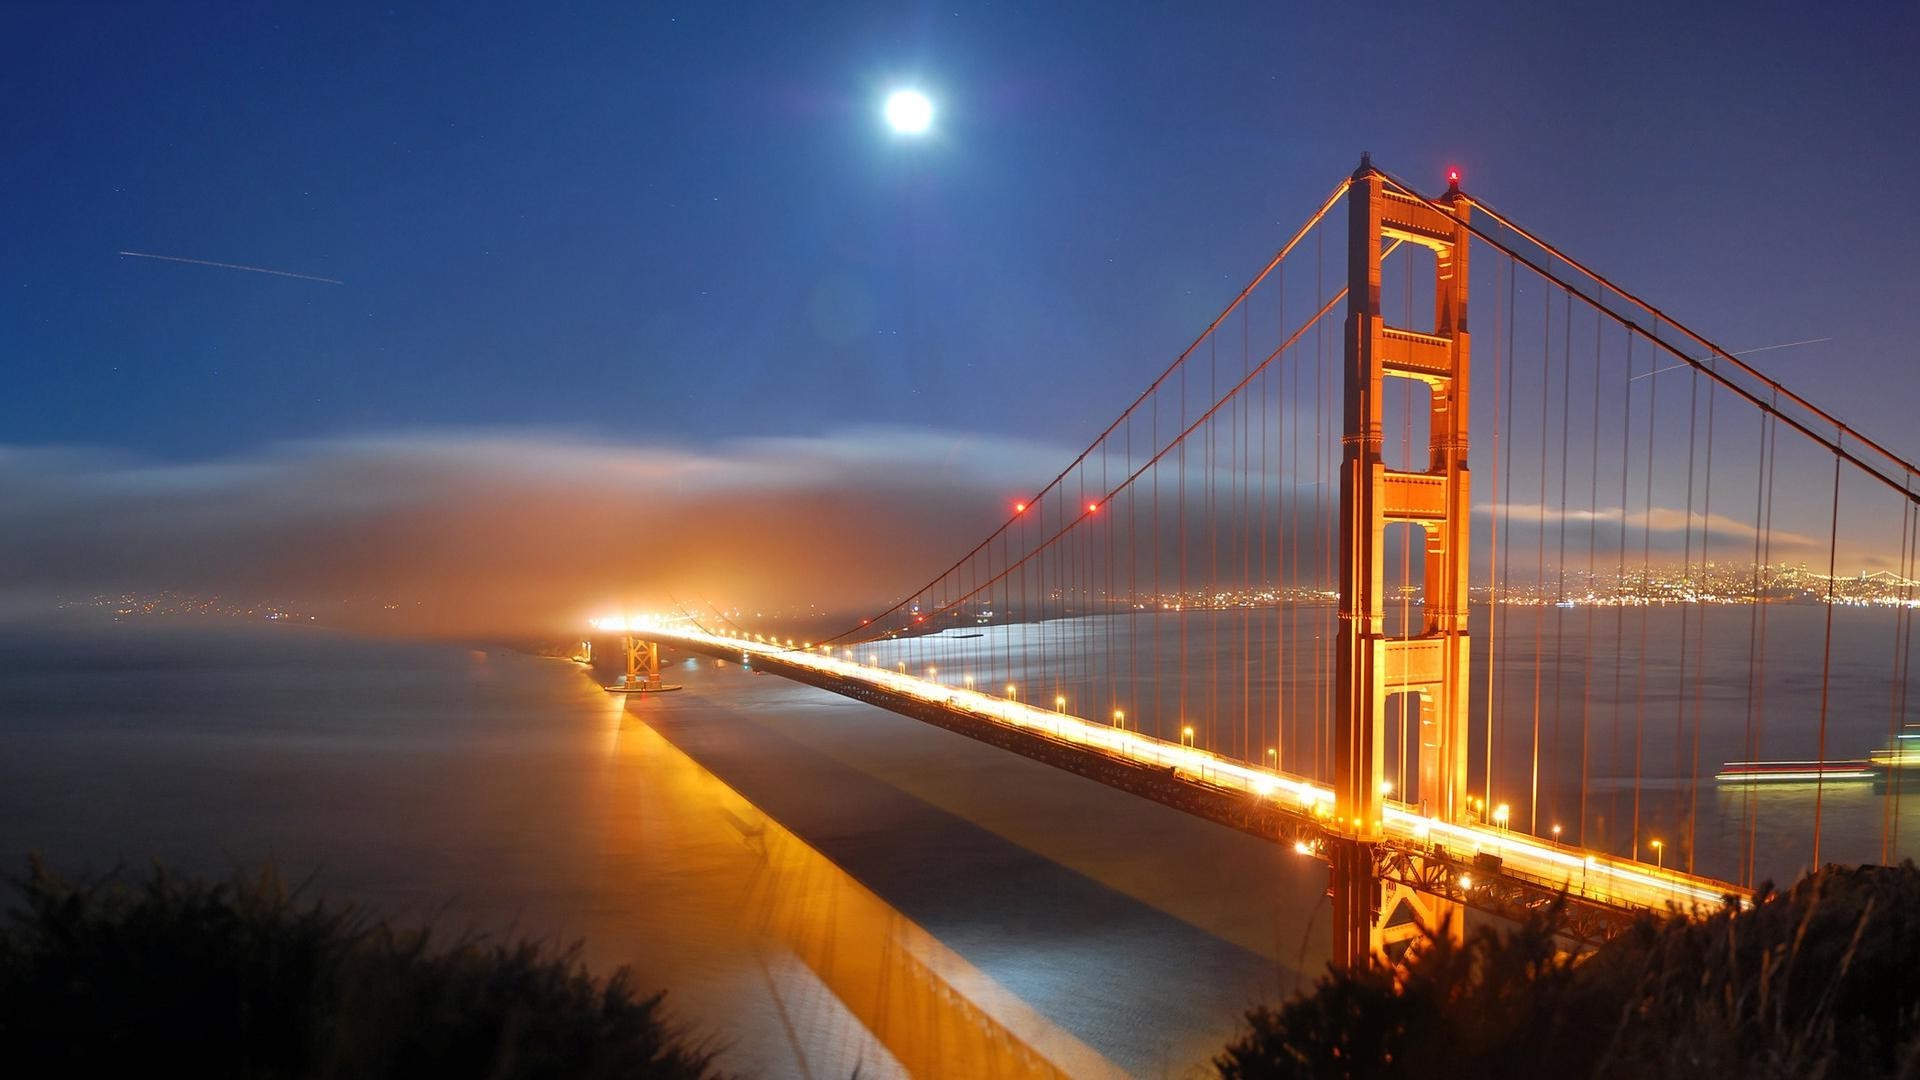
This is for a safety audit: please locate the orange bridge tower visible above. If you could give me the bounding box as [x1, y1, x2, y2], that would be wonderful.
[1330, 156, 1474, 968]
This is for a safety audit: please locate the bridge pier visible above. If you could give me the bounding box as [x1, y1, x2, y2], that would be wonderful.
[604, 635, 682, 694]
[1328, 838, 1378, 970]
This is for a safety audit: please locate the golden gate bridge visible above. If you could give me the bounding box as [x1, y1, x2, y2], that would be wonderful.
[597, 157, 1920, 970]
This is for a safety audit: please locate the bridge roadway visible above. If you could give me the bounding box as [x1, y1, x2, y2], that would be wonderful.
[628, 622, 1751, 945]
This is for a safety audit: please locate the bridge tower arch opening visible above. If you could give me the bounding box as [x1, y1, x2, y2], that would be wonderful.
[1331, 156, 1473, 969]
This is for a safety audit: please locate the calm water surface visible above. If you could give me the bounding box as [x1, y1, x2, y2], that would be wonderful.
[0, 624, 1324, 1078]
[7, 612, 1911, 1075]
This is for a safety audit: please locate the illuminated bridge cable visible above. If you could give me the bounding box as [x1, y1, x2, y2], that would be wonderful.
[1379, 170, 1920, 509]
[866, 290, 1349, 680]
[731, 165, 1920, 891]
[1611, 332, 1633, 858]
[1580, 308, 1603, 846]
[1891, 495, 1918, 861]
[1635, 318, 1657, 863]
[1672, 365, 1697, 867]
[1531, 277, 1550, 835]
[1550, 290, 1572, 839]
[818, 178, 1354, 649]
[1751, 407, 1780, 886]
[1687, 378, 1717, 874]
[1814, 454, 1842, 869]
[1484, 253, 1507, 816]
[1886, 497, 1914, 863]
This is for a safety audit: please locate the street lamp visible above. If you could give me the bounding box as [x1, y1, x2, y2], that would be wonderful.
[1112, 709, 1125, 729]
[964, 674, 974, 691]
[1493, 803, 1510, 830]
[1054, 695, 1067, 713]
[1551, 824, 1563, 845]
[927, 666, 937, 681]
[1181, 725, 1196, 748]
[1652, 838, 1664, 870]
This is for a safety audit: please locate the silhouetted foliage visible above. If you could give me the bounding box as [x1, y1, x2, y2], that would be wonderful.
[0, 857, 722, 1078]
[1217, 862, 1920, 1080]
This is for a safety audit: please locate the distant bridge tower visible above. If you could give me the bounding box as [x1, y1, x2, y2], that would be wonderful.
[1330, 156, 1473, 968]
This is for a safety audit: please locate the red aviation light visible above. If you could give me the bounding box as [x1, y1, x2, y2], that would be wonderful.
[1086, 501, 1099, 514]
[1014, 501, 1027, 514]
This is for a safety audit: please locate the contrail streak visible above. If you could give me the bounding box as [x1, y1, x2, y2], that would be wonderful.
[118, 250, 343, 285]
[1631, 337, 1832, 381]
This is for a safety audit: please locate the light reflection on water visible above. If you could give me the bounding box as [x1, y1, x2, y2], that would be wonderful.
[629, 655, 1321, 1075]
[602, 706, 1121, 1077]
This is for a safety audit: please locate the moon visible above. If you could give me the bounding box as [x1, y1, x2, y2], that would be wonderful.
[883, 89, 933, 135]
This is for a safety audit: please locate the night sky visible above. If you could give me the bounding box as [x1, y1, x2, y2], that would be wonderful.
[4, 2, 1919, 629]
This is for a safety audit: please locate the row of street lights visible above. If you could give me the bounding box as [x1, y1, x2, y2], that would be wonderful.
[1468, 796, 1669, 869]
[879, 658, 1213, 748]
[745, 634, 1689, 874]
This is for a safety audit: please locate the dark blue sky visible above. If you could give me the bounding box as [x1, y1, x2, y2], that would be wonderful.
[6, 1, 1919, 460]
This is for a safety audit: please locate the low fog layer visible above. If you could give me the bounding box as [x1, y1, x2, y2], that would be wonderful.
[0, 428, 1061, 637]
[0, 425, 1867, 640]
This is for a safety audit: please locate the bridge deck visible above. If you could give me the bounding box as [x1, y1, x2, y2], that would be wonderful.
[645, 625, 1749, 943]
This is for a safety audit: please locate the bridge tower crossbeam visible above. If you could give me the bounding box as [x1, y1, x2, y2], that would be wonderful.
[1331, 156, 1474, 969]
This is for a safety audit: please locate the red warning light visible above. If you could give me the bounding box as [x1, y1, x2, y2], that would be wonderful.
[1014, 501, 1027, 514]
[1447, 168, 1461, 185]
[1086, 502, 1099, 513]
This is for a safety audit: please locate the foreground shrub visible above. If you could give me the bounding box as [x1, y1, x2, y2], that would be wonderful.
[0, 858, 720, 1078]
[1217, 862, 1920, 1080]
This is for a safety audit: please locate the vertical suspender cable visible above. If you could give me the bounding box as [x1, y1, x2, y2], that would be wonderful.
[1551, 291, 1572, 835]
[1633, 325, 1659, 862]
[1687, 380, 1716, 874]
[1243, 302, 1254, 762]
[1884, 498, 1914, 863]
[1813, 452, 1843, 868]
[1674, 368, 1698, 864]
[1613, 333, 1635, 856]
[1581, 312, 1602, 845]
